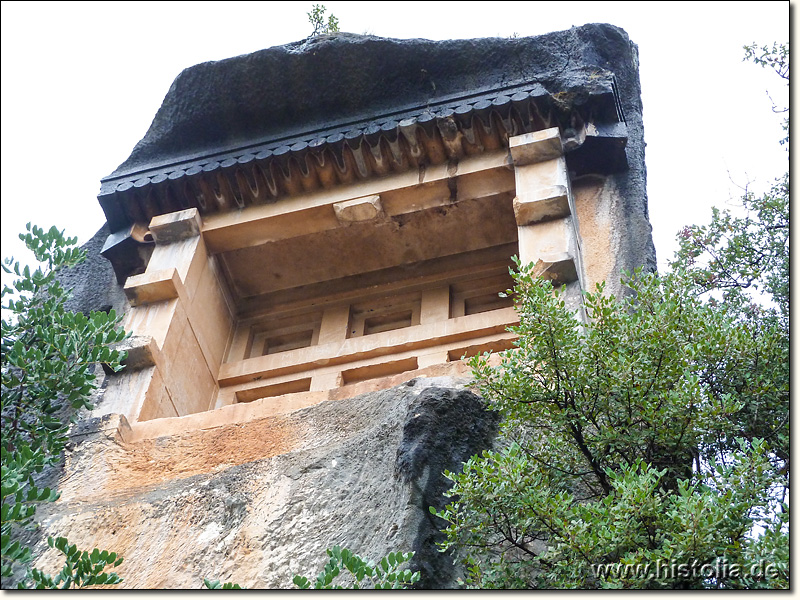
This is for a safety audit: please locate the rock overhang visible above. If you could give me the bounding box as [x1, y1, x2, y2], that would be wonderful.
[98, 24, 637, 241]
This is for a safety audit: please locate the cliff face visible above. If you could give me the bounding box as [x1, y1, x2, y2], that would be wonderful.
[57, 224, 128, 317]
[21, 25, 654, 589]
[29, 377, 498, 588]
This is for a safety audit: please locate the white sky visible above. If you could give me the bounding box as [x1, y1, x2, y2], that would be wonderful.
[0, 1, 789, 275]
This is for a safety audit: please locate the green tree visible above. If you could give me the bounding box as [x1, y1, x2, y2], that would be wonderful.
[433, 44, 788, 589]
[675, 41, 788, 320]
[672, 41, 788, 465]
[1, 224, 128, 588]
[307, 4, 340, 36]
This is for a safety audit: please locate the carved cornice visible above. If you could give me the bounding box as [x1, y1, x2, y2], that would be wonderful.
[98, 79, 626, 233]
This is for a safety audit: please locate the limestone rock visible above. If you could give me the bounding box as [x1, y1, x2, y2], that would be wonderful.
[28, 377, 498, 588]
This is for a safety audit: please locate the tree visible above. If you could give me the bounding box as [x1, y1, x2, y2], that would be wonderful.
[1, 224, 128, 588]
[675, 41, 788, 323]
[672, 41, 788, 467]
[433, 44, 788, 589]
[307, 4, 340, 36]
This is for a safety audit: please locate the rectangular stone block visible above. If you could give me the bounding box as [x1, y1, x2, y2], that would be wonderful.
[333, 194, 383, 223]
[509, 128, 563, 166]
[513, 185, 570, 225]
[532, 254, 579, 285]
[124, 268, 181, 306]
[517, 216, 576, 262]
[514, 154, 568, 191]
[149, 208, 202, 243]
[118, 335, 160, 370]
[517, 217, 580, 286]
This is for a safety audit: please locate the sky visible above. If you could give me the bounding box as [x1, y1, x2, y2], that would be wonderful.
[0, 1, 789, 275]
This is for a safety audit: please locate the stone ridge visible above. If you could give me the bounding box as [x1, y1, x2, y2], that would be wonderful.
[101, 79, 618, 187]
[107, 24, 632, 180]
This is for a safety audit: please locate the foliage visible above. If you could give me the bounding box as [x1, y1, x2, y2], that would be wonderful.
[744, 41, 788, 145]
[203, 578, 244, 589]
[674, 174, 788, 323]
[26, 536, 123, 589]
[1, 224, 128, 588]
[675, 42, 788, 323]
[307, 4, 339, 36]
[434, 267, 788, 589]
[433, 43, 788, 590]
[293, 546, 420, 589]
[671, 41, 788, 466]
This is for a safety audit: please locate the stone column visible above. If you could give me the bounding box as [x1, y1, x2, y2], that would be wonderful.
[509, 128, 584, 288]
[100, 209, 234, 423]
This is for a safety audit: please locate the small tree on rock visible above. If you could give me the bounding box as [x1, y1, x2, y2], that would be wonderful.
[307, 4, 340, 36]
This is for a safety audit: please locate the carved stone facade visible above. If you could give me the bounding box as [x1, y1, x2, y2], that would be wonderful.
[92, 26, 653, 444]
[29, 25, 655, 588]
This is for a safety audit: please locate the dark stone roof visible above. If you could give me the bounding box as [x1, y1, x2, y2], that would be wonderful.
[98, 24, 641, 237]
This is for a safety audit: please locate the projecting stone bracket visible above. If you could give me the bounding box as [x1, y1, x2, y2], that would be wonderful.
[149, 208, 203, 243]
[509, 128, 583, 289]
[512, 184, 570, 225]
[531, 253, 579, 286]
[100, 223, 154, 284]
[509, 128, 563, 166]
[565, 120, 629, 176]
[333, 194, 384, 224]
[123, 268, 181, 306]
[115, 335, 160, 370]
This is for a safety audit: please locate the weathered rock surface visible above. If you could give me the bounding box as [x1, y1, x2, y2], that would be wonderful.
[27, 377, 498, 588]
[113, 25, 634, 176]
[57, 224, 128, 318]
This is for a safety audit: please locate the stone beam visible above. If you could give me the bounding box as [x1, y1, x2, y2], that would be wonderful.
[201, 150, 513, 254]
[218, 306, 518, 387]
[211, 329, 517, 412]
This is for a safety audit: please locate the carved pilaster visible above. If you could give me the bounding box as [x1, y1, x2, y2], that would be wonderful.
[509, 128, 584, 288]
